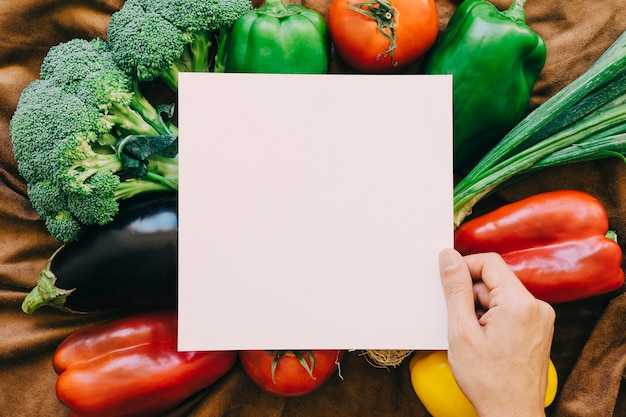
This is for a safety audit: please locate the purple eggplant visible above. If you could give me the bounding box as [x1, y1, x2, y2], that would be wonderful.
[22, 193, 177, 314]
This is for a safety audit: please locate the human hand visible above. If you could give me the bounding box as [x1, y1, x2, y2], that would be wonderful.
[438, 248, 555, 417]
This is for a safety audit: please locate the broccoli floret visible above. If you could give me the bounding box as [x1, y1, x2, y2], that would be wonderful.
[65, 170, 120, 226]
[42, 38, 174, 137]
[52, 131, 123, 195]
[11, 80, 111, 183]
[45, 211, 84, 244]
[40, 38, 112, 91]
[10, 47, 178, 242]
[107, 0, 253, 91]
[27, 180, 69, 219]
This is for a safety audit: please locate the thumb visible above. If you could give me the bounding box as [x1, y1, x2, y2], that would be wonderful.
[438, 248, 479, 338]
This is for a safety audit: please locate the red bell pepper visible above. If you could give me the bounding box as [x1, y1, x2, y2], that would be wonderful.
[53, 310, 237, 417]
[454, 190, 624, 303]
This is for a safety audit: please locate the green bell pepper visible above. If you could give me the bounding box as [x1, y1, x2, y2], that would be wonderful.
[224, 0, 329, 73]
[421, 0, 546, 171]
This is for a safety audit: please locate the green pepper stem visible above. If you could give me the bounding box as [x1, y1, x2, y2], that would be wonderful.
[502, 0, 527, 23]
[259, 0, 299, 18]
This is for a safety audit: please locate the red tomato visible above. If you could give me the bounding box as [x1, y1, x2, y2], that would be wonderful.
[239, 350, 343, 397]
[328, 0, 439, 73]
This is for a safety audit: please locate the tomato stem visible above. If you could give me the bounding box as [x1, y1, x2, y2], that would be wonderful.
[348, 0, 398, 65]
[267, 350, 316, 384]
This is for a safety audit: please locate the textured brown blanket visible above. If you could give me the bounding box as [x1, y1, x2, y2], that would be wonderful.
[0, 1, 625, 416]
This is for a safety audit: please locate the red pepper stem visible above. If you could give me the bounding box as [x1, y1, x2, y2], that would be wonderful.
[606, 230, 618, 242]
[502, 0, 527, 23]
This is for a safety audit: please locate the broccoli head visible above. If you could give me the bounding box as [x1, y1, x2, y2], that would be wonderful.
[107, 0, 253, 91]
[10, 80, 111, 184]
[10, 45, 178, 242]
[40, 38, 113, 91]
[41, 37, 175, 137]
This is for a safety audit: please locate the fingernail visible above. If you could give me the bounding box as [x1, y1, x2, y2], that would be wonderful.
[439, 249, 461, 272]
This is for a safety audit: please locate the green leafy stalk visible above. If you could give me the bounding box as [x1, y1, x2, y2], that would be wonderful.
[465, 30, 626, 181]
[453, 29, 626, 227]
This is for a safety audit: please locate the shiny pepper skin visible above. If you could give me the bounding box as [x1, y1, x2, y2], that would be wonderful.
[53, 310, 237, 417]
[454, 190, 625, 303]
[421, 0, 547, 171]
[225, 0, 329, 73]
[409, 351, 558, 417]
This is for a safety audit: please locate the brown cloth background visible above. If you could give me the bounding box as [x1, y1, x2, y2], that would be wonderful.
[0, 0, 625, 416]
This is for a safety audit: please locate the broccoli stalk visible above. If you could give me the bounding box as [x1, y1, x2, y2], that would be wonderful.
[114, 170, 178, 201]
[213, 27, 233, 74]
[113, 77, 176, 137]
[107, 0, 253, 91]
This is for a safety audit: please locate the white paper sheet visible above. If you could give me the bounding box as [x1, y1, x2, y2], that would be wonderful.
[177, 73, 453, 351]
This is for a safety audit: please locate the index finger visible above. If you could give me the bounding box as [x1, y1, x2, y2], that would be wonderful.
[463, 252, 528, 293]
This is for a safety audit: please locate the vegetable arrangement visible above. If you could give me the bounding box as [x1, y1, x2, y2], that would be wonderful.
[453, 26, 626, 227]
[455, 190, 625, 303]
[9, 0, 256, 243]
[9, 0, 626, 414]
[13, 0, 347, 409]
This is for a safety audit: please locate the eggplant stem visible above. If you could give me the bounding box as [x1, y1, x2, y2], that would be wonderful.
[21, 246, 78, 314]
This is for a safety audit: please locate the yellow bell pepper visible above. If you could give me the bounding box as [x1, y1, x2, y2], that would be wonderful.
[409, 351, 558, 417]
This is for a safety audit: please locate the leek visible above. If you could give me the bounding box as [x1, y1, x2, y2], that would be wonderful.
[454, 29, 626, 227]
